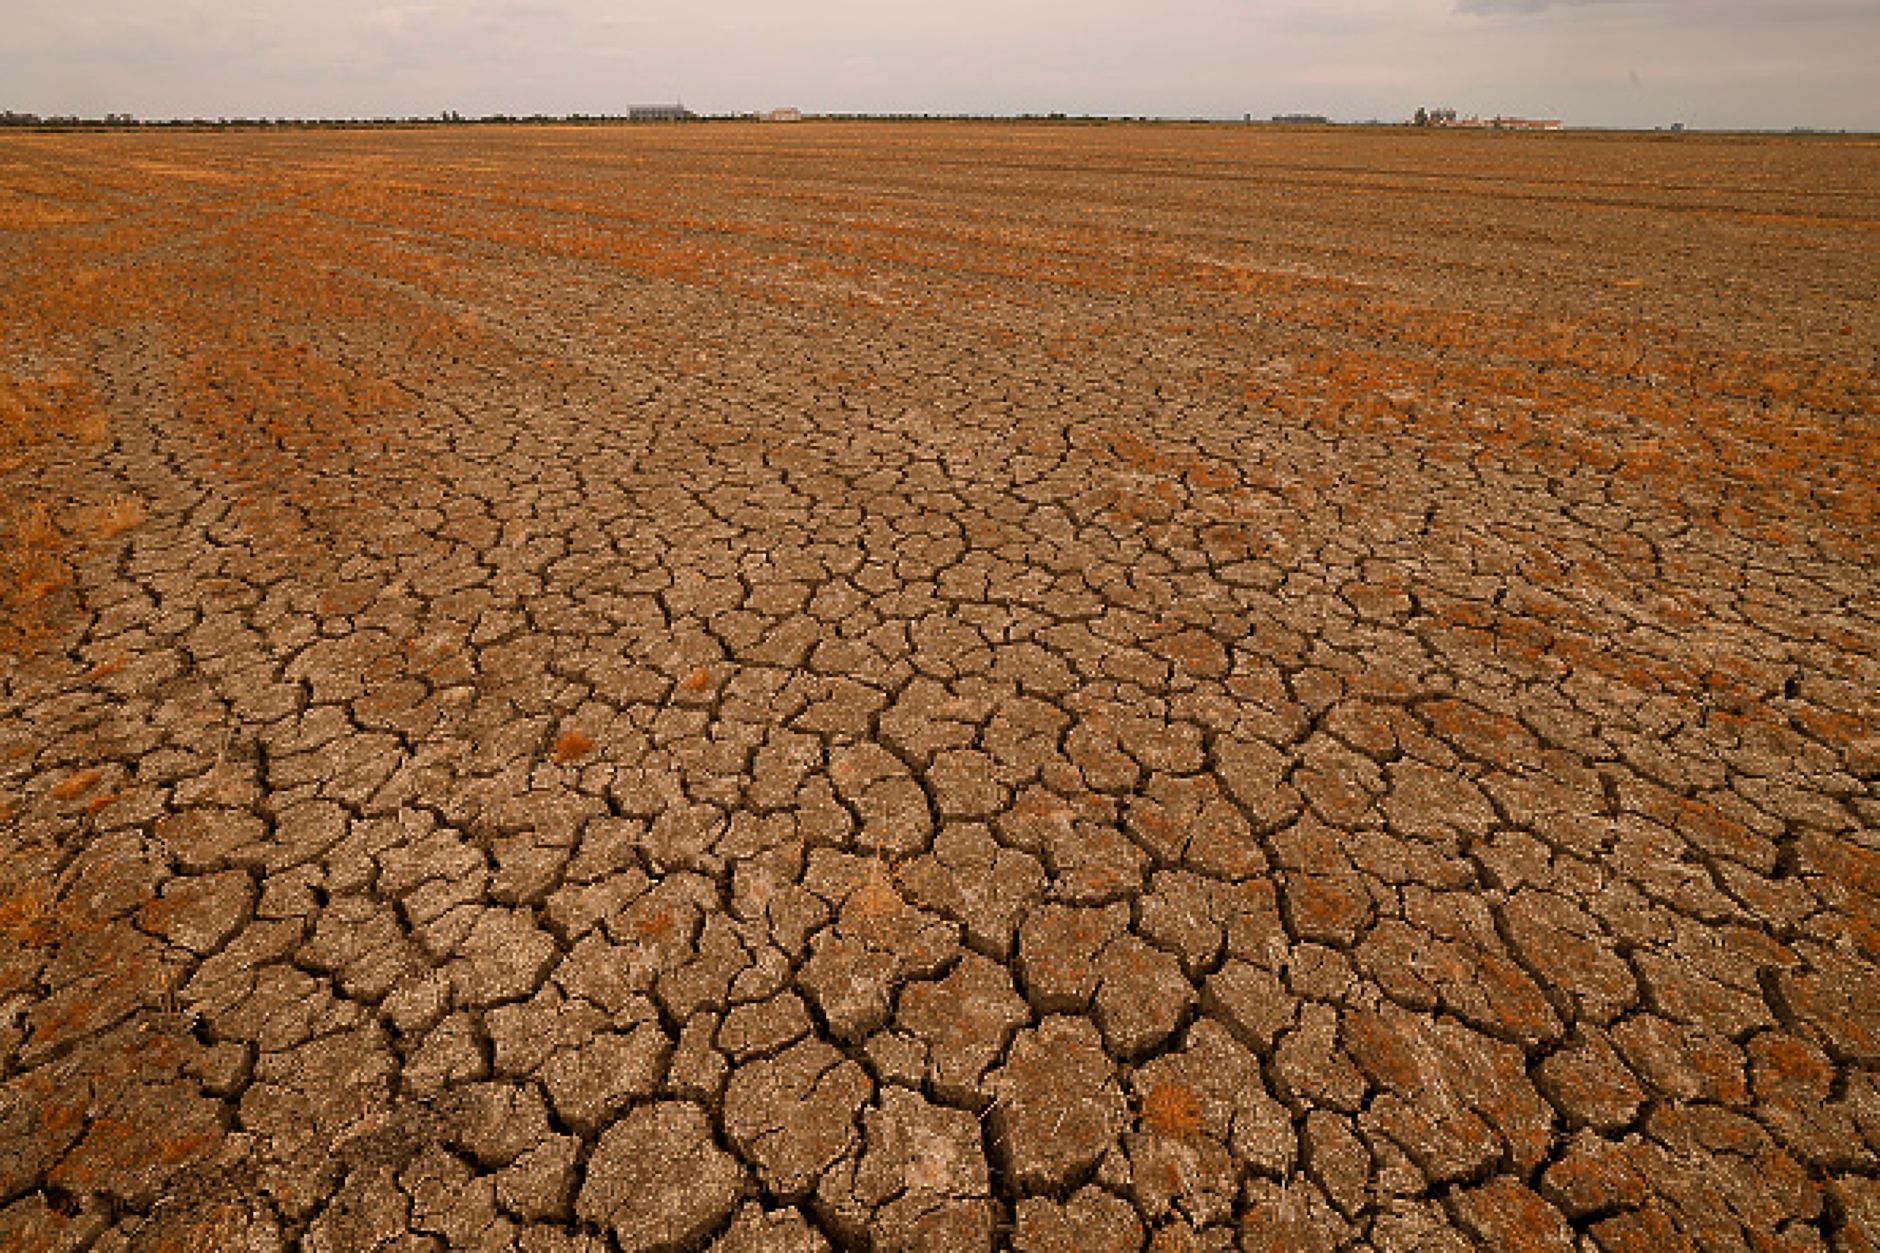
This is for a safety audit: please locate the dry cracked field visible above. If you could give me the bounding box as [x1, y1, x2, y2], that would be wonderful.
[1, 121, 1878, 1251]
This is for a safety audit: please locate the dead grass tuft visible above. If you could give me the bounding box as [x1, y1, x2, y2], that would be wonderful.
[84, 655, 126, 681]
[85, 492, 146, 538]
[0, 886, 59, 948]
[1141, 1081, 1204, 1138]
[50, 768, 103, 802]
[632, 905, 675, 941]
[71, 408, 110, 444]
[551, 729, 595, 763]
[15, 502, 58, 548]
[0, 499, 68, 641]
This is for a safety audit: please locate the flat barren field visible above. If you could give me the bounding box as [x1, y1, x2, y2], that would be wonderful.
[1, 121, 1877, 1250]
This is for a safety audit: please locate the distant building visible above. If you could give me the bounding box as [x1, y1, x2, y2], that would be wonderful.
[759, 108, 802, 123]
[1272, 114, 1329, 124]
[629, 104, 691, 122]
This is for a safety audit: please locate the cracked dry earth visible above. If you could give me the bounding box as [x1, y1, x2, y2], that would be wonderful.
[2, 123, 1878, 1252]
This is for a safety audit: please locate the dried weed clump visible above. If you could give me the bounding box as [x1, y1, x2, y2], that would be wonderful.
[1141, 1081, 1204, 1138]
[49, 767, 104, 802]
[1, 490, 149, 652]
[0, 884, 60, 948]
[552, 729, 596, 763]
[13, 501, 57, 549]
[0, 500, 70, 653]
[85, 492, 146, 538]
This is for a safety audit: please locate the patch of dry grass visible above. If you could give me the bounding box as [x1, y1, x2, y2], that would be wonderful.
[552, 728, 595, 763]
[85, 492, 146, 538]
[0, 499, 70, 653]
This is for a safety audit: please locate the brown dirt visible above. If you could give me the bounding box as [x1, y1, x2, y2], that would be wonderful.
[1, 121, 1876, 1250]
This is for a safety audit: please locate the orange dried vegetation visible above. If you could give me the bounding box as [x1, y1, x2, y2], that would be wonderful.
[632, 905, 676, 941]
[1141, 1081, 1204, 1138]
[0, 887, 61, 948]
[50, 767, 103, 802]
[82, 493, 145, 539]
[1, 130, 509, 653]
[551, 729, 595, 763]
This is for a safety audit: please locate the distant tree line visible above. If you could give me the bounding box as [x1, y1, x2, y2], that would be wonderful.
[3, 111, 140, 127]
[1, 110, 710, 130]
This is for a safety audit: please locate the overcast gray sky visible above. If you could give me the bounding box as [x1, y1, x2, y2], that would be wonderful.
[7, 0, 1877, 130]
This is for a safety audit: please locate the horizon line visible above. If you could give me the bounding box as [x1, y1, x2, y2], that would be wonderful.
[3, 110, 1868, 136]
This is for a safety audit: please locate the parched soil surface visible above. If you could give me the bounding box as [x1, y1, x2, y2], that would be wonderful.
[2, 122, 1877, 1250]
